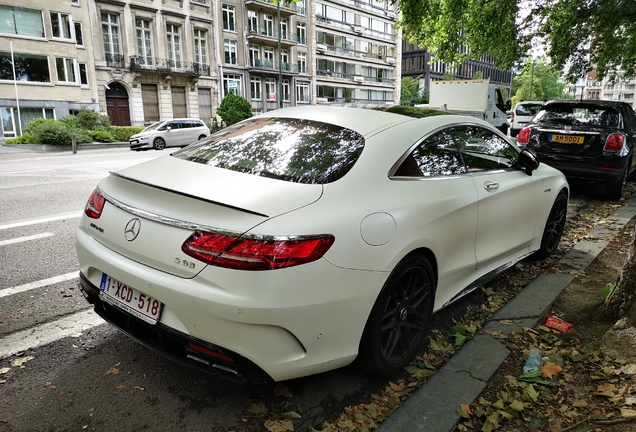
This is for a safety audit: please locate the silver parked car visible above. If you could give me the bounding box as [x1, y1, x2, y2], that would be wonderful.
[129, 118, 210, 150]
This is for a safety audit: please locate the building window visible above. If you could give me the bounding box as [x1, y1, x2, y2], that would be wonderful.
[0, 52, 49, 82]
[250, 77, 261, 100]
[297, 52, 306, 74]
[280, 18, 288, 39]
[56, 57, 77, 83]
[78, 63, 88, 86]
[224, 39, 237, 65]
[101, 13, 121, 63]
[249, 44, 260, 67]
[136, 19, 152, 62]
[296, 22, 306, 45]
[0, 6, 44, 38]
[223, 73, 242, 97]
[247, 11, 258, 33]
[264, 15, 274, 37]
[194, 29, 208, 65]
[74, 22, 83, 46]
[1, 107, 54, 138]
[296, 82, 309, 103]
[265, 78, 276, 101]
[222, 4, 236, 31]
[282, 79, 290, 101]
[295, 0, 306, 15]
[71, 0, 80, 4]
[167, 24, 181, 68]
[281, 49, 289, 69]
[50, 11, 73, 40]
[263, 46, 274, 67]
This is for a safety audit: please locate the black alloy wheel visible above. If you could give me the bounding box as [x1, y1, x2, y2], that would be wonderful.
[531, 191, 568, 260]
[358, 254, 435, 375]
[153, 137, 166, 150]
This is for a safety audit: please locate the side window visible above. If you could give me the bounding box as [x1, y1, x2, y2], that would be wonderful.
[167, 120, 180, 129]
[179, 120, 192, 128]
[455, 126, 519, 171]
[394, 129, 467, 177]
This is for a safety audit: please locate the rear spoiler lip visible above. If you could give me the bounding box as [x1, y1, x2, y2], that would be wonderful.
[109, 171, 269, 218]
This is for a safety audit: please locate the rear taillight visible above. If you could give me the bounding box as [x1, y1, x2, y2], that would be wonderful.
[517, 127, 531, 145]
[182, 230, 335, 270]
[84, 189, 105, 219]
[604, 133, 625, 151]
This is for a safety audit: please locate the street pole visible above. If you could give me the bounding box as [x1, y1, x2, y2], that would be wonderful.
[277, 2, 283, 108]
[528, 59, 535, 100]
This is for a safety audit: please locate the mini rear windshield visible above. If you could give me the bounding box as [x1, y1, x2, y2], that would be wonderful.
[534, 104, 620, 128]
[171, 117, 365, 184]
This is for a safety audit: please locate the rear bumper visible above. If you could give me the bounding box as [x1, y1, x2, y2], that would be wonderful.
[536, 155, 629, 185]
[78, 272, 273, 384]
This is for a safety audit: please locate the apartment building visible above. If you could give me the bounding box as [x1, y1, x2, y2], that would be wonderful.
[0, 0, 401, 139]
[0, 0, 98, 139]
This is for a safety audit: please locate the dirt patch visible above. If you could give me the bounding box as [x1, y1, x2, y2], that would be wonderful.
[455, 211, 636, 430]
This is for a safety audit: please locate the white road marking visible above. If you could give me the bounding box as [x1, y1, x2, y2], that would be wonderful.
[0, 232, 54, 246]
[0, 272, 78, 299]
[0, 212, 82, 230]
[0, 309, 105, 359]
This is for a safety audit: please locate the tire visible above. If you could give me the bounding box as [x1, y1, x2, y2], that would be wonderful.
[499, 124, 508, 135]
[606, 166, 628, 200]
[510, 130, 519, 138]
[197, 134, 207, 141]
[531, 191, 568, 260]
[153, 137, 166, 150]
[357, 254, 436, 375]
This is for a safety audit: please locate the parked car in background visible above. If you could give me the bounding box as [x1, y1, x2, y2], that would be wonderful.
[517, 100, 636, 199]
[510, 101, 544, 137]
[129, 118, 210, 150]
[76, 106, 568, 383]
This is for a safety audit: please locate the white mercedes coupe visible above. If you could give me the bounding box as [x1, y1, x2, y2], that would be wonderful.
[75, 106, 568, 383]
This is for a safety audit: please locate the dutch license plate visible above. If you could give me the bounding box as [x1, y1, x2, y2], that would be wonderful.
[99, 273, 162, 324]
[549, 134, 584, 144]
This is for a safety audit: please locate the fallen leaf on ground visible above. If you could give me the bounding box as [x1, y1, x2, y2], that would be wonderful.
[541, 362, 562, 379]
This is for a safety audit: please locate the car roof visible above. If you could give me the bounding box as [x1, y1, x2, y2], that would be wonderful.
[542, 99, 631, 109]
[258, 106, 416, 137]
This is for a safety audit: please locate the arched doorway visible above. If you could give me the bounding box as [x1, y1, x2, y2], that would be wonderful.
[105, 82, 131, 126]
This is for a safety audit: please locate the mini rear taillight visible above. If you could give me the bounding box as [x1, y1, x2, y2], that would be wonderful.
[182, 230, 335, 270]
[84, 189, 105, 219]
[604, 133, 625, 151]
[517, 127, 531, 145]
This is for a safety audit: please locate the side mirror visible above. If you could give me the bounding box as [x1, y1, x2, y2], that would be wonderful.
[519, 147, 539, 175]
[166, 126, 172, 131]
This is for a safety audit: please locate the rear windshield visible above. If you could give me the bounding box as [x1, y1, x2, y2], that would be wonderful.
[534, 104, 620, 128]
[171, 117, 365, 184]
[515, 103, 543, 116]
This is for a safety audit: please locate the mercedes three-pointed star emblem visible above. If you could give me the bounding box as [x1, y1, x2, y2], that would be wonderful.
[124, 218, 141, 242]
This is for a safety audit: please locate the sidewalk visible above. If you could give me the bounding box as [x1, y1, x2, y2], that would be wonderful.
[377, 193, 636, 431]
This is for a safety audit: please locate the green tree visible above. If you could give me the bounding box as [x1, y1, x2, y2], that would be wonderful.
[400, 76, 429, 106]
[510, 58, 569, 106]
[216, 92, 253, 127]
[397, 0, 636, 82]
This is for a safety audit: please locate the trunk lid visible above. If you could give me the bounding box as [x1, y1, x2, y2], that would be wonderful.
[89, 155, 322, 277]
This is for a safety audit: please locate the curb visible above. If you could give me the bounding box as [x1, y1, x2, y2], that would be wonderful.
[0, 142, 129, 153]
[377, 193, 636, 432]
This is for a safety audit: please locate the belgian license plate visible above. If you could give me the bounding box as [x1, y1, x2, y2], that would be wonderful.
[99, 273, 162, 324]
[130, 140, 139, 144]
[549, 134, 584, 144]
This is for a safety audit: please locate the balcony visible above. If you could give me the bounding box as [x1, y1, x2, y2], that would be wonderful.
[105, 53, 125, 68]
[244, 0, 298, 16]
[248, 59, 299, 74]
[129, 56, 210, 76]
[246, 25, 297, 48]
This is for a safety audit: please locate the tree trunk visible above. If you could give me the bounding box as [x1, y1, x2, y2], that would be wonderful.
[604, 226, 636, 322]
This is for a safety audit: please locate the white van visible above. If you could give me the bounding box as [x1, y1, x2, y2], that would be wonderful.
[510, 101, 544, 137]
[129, 118, 210, 150]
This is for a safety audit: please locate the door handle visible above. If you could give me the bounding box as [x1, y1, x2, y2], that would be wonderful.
[483, 181, 499, 191]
